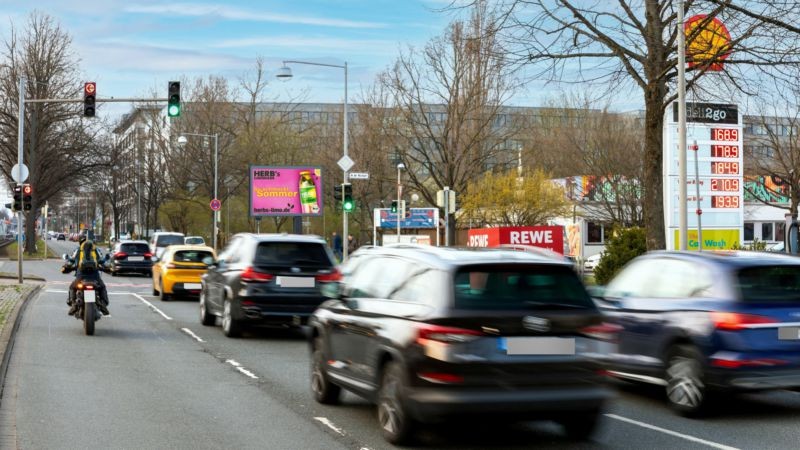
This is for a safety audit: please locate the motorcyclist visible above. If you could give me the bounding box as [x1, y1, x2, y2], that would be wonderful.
[62, 236, 111, 316]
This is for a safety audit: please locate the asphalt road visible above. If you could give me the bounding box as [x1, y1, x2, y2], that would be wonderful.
[1, 247, 800, 449]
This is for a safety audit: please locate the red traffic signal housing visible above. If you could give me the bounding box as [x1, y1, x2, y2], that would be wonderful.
[22, 184, 32, 211]
[84, 82, 96, 117]
[22, 184, 32, 195]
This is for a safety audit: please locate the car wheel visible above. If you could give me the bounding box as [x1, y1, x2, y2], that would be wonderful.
[560, 410, 601, 441]
[159, 280, 170, 301]
[199, 288, 215, 326]
[377, 361, 415, 445]
[111, 270, 117, 277]
[665, 345, 710, 416]
[311, 336, 341, 404]
[222, 297, 241, 338]
[152, 284, 159, 296]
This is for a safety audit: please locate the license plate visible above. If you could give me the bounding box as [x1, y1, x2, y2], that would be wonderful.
[184, 283, 201, 290]
[84, 290, 96, 303]
[778, 327, 800, 340]
[128, 256, 144, 261]
[276, 276, 315, 288]
[498, 337, 575, 355]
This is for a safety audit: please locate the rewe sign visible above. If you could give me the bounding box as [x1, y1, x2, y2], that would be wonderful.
[467, 226, 564, 254]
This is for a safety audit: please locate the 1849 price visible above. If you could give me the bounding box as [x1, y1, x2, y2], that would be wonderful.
[711, 161, 740, 174]
[711, 195, 740, 208]
[711, 128, 739, 141]
[710, 178, 740, 191]
[711, 145, 739, 158]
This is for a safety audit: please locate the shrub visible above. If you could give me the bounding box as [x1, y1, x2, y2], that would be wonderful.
[593, 227, 647, 285]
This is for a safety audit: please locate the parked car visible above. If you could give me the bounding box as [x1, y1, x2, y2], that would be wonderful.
[150, 231, 186, 259]
[109, 240, 154, 276]
[152, 245, 215, 300]
[184, 236, 206, 246]
[594, 251, 800, 416]
[199, 233, 339, 336]
[308, 245, 616, 444]
[584, 252, 603, 272]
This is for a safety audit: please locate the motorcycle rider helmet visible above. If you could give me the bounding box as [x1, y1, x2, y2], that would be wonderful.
[79, 234, 87, 245]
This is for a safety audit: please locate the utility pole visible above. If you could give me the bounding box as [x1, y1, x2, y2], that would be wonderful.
[17, 77, 25, 283]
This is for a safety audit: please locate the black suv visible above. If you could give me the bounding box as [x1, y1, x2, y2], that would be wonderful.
[109, 240, 154, 276]
[200, 233, 339, 337]
[308, 245, 616, 444]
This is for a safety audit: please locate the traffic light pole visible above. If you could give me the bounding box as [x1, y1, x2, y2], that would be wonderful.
[17, 78, 25, 284]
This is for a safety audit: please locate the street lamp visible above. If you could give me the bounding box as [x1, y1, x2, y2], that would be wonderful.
[277, 59, 350, 259]
[397, 162, 405, 238]
[178, 133, 219, 251]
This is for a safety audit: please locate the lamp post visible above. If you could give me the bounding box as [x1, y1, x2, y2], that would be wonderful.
[277, 59, 349, 259]
[397, 163, 404, 239]
[178, 133, 218, 251]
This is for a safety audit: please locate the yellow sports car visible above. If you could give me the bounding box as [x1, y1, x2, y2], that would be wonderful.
[152, 245, 216, 301]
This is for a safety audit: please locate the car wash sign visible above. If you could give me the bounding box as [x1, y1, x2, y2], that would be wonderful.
[467, 226, 564, 254]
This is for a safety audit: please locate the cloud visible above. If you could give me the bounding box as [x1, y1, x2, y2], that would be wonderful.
[212, 35, 397, 55]
[78, 41, 251, 73]
[124, 3, 386, 29]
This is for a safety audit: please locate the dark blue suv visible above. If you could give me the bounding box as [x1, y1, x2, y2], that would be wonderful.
[594, 251, 800, 416]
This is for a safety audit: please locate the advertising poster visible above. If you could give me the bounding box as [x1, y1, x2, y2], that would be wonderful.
[466, 226, 565, 254]
[249, 166, 323, 216]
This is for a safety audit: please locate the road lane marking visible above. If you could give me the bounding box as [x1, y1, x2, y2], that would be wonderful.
[181, 328, 205, 343]
[605, 414, 740, 450]
[314, 417, 345, 436]
[133, 294, 173, 320]
[225, 359, 259, 379]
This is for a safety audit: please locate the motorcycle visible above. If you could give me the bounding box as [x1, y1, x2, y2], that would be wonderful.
[62, 252, 111, 336]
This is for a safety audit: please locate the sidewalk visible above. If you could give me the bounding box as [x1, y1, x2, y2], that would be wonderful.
[0, 278, 43, 390]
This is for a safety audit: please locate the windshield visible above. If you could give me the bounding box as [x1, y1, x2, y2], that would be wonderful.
[453, 264, 595, 310]
[254, 242, 333, 268]
[156, 235, 185, 247]
[736, 265, 800, 302]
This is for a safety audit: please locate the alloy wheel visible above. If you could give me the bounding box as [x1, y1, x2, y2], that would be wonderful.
[667, 355, 704, 409]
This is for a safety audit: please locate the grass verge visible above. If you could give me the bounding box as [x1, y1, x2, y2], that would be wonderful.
[2, 239, 58, 260]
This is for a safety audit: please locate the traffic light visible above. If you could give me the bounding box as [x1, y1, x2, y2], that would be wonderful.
[22, 184, 32, 211]
[12, 184, 22, 212]
[83, 82, 96, 117]
[342, 183, 354, 212]
[168, 81, 181, 117]
[390, 200, 398, 213]
[333, 184, 343, 201]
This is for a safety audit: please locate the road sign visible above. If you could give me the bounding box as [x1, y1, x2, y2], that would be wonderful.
[349, 172, 369, 180]
[210, 198, 221, 211]
[11, 164, 28, 183]
[337, 155, 355, 172]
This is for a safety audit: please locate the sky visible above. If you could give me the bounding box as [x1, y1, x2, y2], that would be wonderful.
[0, 0, 475, 119]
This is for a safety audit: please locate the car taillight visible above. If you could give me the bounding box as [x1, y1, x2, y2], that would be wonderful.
[144, 252, 153, 258]
[114, 252, 127, 259]
[580, 322, 622, 342]
[711, 357, 789, 368]
[710, 312, 778, 331]
[417, 372, 464, 384]
[316, 268, 342, 282]
[416, 324, 483, 345]
[241, 266, 274, 282]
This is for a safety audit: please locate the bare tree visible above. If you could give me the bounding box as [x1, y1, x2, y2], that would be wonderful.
[482, 0, 800, 249]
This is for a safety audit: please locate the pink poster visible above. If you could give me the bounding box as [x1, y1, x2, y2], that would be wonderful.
[249, 166, 323, 216]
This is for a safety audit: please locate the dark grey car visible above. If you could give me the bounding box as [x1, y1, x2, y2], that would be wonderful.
[109, 241, 153, 276]
[308, 245, 617, 445]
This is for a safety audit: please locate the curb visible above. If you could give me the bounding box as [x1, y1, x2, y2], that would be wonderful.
[0, 284, 43, 406]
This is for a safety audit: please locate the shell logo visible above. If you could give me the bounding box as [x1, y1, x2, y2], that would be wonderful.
[685, 15, 731, 71]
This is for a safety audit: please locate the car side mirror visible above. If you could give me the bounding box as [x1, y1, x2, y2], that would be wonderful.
[151, 256, 160, 263]
[320, 281, 343, 299]
[201, 255, 214, 266]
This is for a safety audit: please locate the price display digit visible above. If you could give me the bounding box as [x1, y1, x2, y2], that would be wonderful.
[710, 178, 740, 191]
[711, 145, 739, 158]
[710, 128, 739, 141]
[711, 161, 740, 175]
[711, 195, 740, 208]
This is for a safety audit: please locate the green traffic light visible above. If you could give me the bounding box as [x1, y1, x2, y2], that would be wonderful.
[168, 104, 181, 117]
[343, 199, 354, 212]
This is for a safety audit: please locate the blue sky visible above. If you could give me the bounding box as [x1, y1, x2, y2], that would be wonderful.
[0, 0, 466, 118]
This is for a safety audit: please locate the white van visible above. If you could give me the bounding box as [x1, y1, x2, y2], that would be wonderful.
[150, 232, 186, 259]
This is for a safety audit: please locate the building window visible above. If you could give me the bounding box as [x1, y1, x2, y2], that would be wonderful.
[776, 221, 786, 242]
[762, 222, 774, 241]
[586, 222, 606, 244]
[744, 222, 754, 241]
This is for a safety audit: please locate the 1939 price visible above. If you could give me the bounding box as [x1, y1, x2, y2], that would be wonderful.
[711, 145, 739, 158]
[710, 178, 740, 191]
[711, 161, 740, 175]
[711, 128, 739, 141]
[711, 195, 740, 208]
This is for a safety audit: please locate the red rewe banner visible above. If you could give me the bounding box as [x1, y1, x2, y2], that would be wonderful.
[467, 226, 564, 254]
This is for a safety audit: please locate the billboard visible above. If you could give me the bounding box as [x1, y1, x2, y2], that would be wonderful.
[249, 166, 323, 216]
[374, 208, 438, 229]
[466, 226, 565, 254]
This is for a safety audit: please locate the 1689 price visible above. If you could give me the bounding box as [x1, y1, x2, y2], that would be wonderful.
[711, 128, 739, 141]
[711, 195, 740, 208]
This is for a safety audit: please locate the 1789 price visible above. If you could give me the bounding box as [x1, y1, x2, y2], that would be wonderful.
[711, 195, 740, 208]
[711, 161, 740, 175]
[711, 145, 739, 158]
[711, 128, 739, 141]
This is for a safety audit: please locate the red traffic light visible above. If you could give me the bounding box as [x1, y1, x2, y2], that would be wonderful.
[85, 82, 96, 95]
[23, 185, 32, 195]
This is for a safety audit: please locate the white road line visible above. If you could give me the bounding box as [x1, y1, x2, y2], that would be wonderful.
[181, 328, 205, 343]
[313, 417, 345, 436]
[605, 414, 740, 450]
[133, 294, 173, 320]
[224, 359, 258, 379]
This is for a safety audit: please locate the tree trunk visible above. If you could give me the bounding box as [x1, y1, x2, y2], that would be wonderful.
[642, 85, 667, 250]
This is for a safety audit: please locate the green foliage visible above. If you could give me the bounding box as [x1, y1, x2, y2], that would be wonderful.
[731, 238, 768, 251]
[594, 227, 647, 286]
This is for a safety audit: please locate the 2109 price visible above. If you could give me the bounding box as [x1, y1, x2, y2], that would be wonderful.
[711, 195, 740, 208]
[710, 178, 740, 191]
[711, 145, 739, 158]
[711, 161, 740, 174]
[711, 128, 739, 141]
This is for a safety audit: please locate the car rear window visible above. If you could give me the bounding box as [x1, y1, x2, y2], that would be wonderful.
[185, 237, 204, 245]
[173, 250, 213, 263]
[121, 243, 150, 254]
[736, 266, 800, 302]
[255, 242, 333, 268]
[156, 235, 185, 247]
[453, 264, 594, 310]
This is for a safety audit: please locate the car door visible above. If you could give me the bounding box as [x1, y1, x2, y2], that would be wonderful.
[207, 237, 241, 311]
[153, 248, 169, 290]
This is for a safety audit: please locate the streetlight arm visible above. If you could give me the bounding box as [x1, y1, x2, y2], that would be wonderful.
[282, 60, 346, 70]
